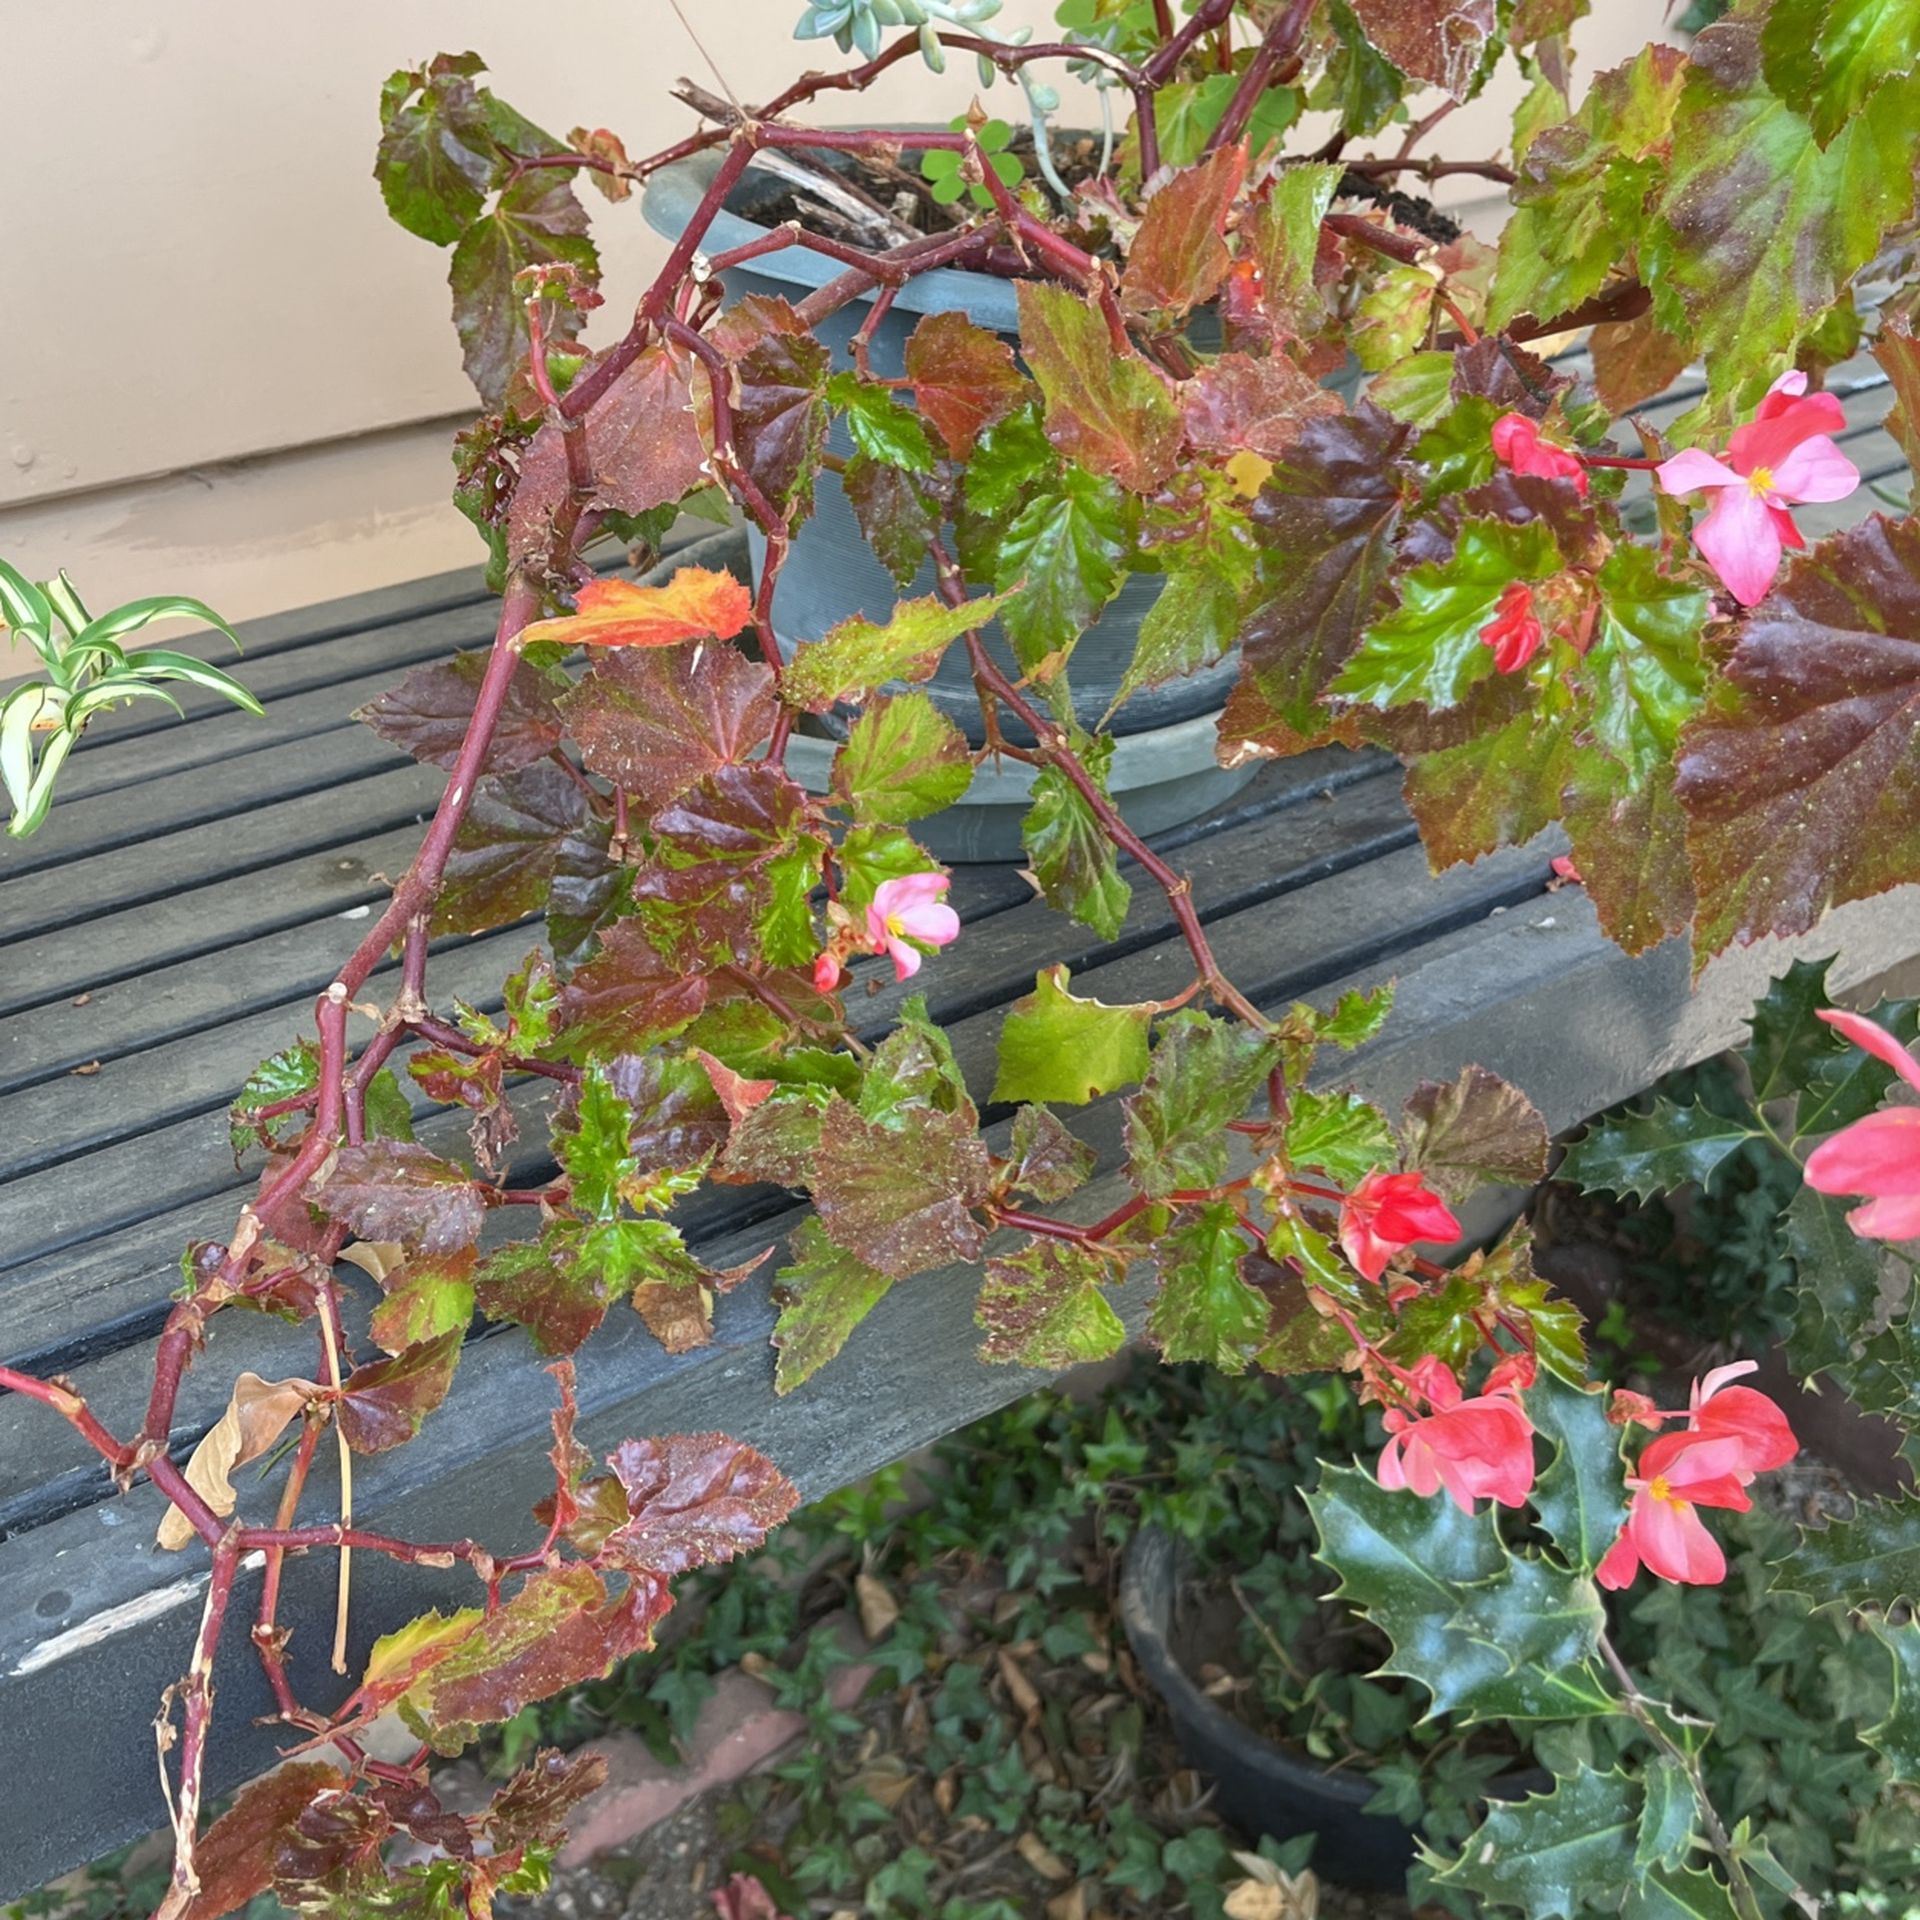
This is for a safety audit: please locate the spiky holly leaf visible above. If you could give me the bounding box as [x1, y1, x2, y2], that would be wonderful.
[313, 1142, 485, 1255]
[601, 1432, 798, 1580]
[1744, 955, 1847, 1103]
[1002, 1104, 1097, 1203]
[902, 310, 1026, 458]
[375, 52, 502, 245]
[1646, 15, 1915, 394]
[337, 1330, 463, 1453]
[827, 371, 937, 472]
[770, 1216, 895, 1394]
[356, 649, 562, 773]
[1762, 0, 1920, 147]
[1793, 990, 1920, 1140]
[978, 1237, 1126, 1369]
[1331, 517, 1562, 711]
[1309, 1464, 1614, 1723]
[369, 1248, 478, 1353]
[1428, 1769, 1641, 1918]
[1784, 1182, 1891, 1376]
[1126, 1012, 1286, 1199]
[1677, 515, 1920, 954]
[1023, 735, 1133, 941]
[174, 1760, 348, 1920]
[1283, 1089, 1398, 1187]
[783, 589, 1010, 712]
[831, 691, 973, 825]
[1865, 1620, 1920, 1783]
[1772, 1492, 1920, 1611]
[632, 764, 824, 970]
[559, 638, 774, 818]
[813, 1098, 991, 1279]
[1633, 1758, 1697, 1875]
[1219, 407, 1409, 758]
[521, 569, 753, 652]
[553, 921, 709, 1063]
[991, 964, 1154, 1106]
[707, 296, 832, 515]
[1620, 1867, 1742, 1920]
[1558, 1098, 1762, 1204]
[434, 761, 609, 938]
[993, 466, 1135, 679]
[1346, 0, 1495, 99]
[1148, 1202, 1268, 1372]
[509, 343, 709, 559]
[1120, 144, 1247, 320]
[449, 170, 597, 409]
[1016, 281, 1179, 493]
[230, 1039, 320, 1158]
[1528, 1373, 1629, 1578]
[1489, 44, 1687, 330]
[1401, 1066, 1550, 1205]
[397, 1563, 668, 1755]
[844, 455, 941, 586]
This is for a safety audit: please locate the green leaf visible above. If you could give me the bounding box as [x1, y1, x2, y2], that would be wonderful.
[1147, 1203, 1268, 1373]
[991, 965, 1154, 1106]
[1022, 735, 1133, 941]
[556, 1065, 637, 1221]
[993, 466, 1134, 680]
[783, 589, 1010, 712]
[1584, 545, 1710, 785]
[1619, 1866, 1741, 1920]
[1330, 517, 1561, 712]
[363, 1067, 416, 1145]
[978, 1238, 1126, 1369]
[1002, 1104, 1097, 1204]
[1015, 281, 1179, 493]
[1283, 1089, 1397, 1187]
[1746, 955, 1846, 1104]
[1125, 1011, 1285, 1200]
[1110, 566, 1244, 717]
[1558, 1098, 1762, 1206]
[827, 370, 938, 472]
[1401, 1065, 1550, 1206]
[1485, 1224, 1589, 1387]
[1367, 351, 1458, 427]
[231, 1039, 321, 1157]
[1429, 1769, 1640, 1918]
[1677, 515, 1920, 953]
[1634, 1757, 1697, 1875]
[0, 558, 53, 645]
[1489, 43, 1688, 329]
[1646, 14, 1916, 393]
[771, 1216, 895, 1394]
[1528, 1374, 1629, 1578]
[1763, 0, 1920, 147]
[831, 692, 972, 825]
[835, 823, 937, 913]
[449, 171, 598, 409]
[1236, 160, 1340, 340]
[369, 1250, 477, 1353]
[1308, 983, 1396, 1050]
[1772, 1491, 1920, 1611]
[963, 407, 1055, 517]
[1865, 1619, 1920, 1783]
[375, 53, 501, 246]
[1794, 993, 1920, 1140]
[1308, 1465, 1615, 1724]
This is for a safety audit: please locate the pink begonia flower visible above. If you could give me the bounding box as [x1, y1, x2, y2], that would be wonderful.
[1338, 1170, 1461, 1282]
[1654, 370, 1859, 607]
[1378, 1356, 1536, 1513]
[1803, 1006, 1920, 1239]
[1491, 413, 1589, 494]
[1480, 580, 1545, 673]
[865, 873, 960, 982]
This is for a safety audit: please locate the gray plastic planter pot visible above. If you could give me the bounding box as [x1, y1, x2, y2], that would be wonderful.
[1118, 1526, 1546, 1892]
[641, 143, 1263, 860]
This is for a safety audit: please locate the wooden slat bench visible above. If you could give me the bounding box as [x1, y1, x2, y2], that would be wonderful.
[3, 357, 1917, 1895]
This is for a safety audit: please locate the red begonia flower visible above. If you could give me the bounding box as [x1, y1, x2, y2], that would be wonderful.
[1684, 1360, 1798, 1476]
[1803, 1007, 1920, 1240]
[1338, 1170, 1461, 1282]
[1595, 1428, 1756, 1590]
[1378, 1357, 1536, 1513]
[1491, 413, 1589, 494]
[1480, 579, 1545, 672]
[1654, 371, 1859, 607]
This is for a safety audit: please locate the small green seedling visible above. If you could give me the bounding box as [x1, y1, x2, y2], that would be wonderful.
[922, 115, 1022, 208]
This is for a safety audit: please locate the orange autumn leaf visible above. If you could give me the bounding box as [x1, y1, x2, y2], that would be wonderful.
[519, 568, 754, 650]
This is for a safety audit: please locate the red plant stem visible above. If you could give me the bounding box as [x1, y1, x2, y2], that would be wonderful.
[1581, 451, 1664, 471]
[1144, 0, 1237, 83]
[160, 1532, 240, 1916]
[705, 224, 913, 280]
[0, 1366, 130, 1465]
[1149, 0, 1175, 39]
[1324, 211, 1427, 267]
[408, 1013, 582, 1083]
[254, 1417, 325, 1720]
[849, 280, 902, 379]
[793, 225, 997, 331]
[989, 1205, 1090, 1243]
[1201, 0, 1318, 157]
[1343, 155, 1517, 186]
[1396, 96, 1458, 161]
[237, 1524, 478, 1564]
[1286, 1177, 1347, 1205]
[928, 546, 1269, 1031]
[1088, 1193, 1152, 1241]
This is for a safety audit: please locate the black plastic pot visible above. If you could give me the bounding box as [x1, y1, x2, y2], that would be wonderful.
[1119, 1527, 1545, 1892]
[641, 143, 1268, 858]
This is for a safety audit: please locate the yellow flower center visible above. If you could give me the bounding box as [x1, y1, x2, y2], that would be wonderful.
[884, 913, 906, 939]
[1747, 464, 1776, 496]
[1647, 1474, 1678, 1507]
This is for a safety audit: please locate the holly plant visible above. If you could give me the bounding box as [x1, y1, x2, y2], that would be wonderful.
[12, 2, 1920, 1914]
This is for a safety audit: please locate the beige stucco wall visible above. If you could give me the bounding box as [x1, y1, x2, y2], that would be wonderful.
[0, 1, 1668, 657]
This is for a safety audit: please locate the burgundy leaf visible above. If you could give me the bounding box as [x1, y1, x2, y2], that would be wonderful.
[482, 1748, 611, 1856]
[273, 1791, 394, 1905]
[435, 761, 614, 939]
[1347, 0, 1497, 99]
[554, 920, 711, 1060]
[812, 1098, 991, 1279]
[1400, 1066, 1550, 1206]
[1179, 351, 1342, 461]
[603, 1052, 730, 1176]
[337, 1328, 463, 1454]
[902, 310, 1027, 459]
[355, 650, 563, 773]
[707, 295, 832, 512]
[603, 1432, 801, 1577]
[1122, 145, 1248, 319]
[313, 1142, 485, 1255]
[176, 1762, 347, 1920]
[369, 1778, 475, 1858]
[367, 1245, 479, 1354]
[557, 638, 777, 818]
[474, 1235, 611, 1357]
